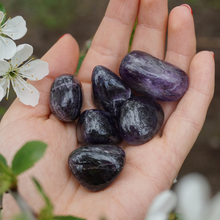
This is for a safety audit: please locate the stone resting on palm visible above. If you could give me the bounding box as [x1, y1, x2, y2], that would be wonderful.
[0, 0, 215, 219]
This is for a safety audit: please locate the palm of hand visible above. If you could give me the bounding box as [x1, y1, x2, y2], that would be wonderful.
[0, 1, 214, 220]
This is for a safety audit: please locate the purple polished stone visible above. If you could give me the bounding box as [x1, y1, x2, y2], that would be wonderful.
[77, 109, 122, 145]
[92, 65, 133, 118]
[119, 50, 189, 101]
[50, 74, 82, 122]
[119, 96, 164, 145]
[68, 145, 125, 192]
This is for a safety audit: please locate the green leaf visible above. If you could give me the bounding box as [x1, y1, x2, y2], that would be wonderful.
[11, 213, 29, 220]
[0, 171, 15, 194]
[0, 2, 6, 24]
[75, 54, 86, 75]
[32, 177, 52, 207]
[0, 160, 16, 193]
[0, 160, 11, 175]
[39, 207, 54, 220]
[32, 178, 54, 220]
[128, 19, 137, 52]
[0, 154, 7, 167]
[12, 141, 47, 175]
[54, 216, 86, 220]
[0, 178, 11, 194]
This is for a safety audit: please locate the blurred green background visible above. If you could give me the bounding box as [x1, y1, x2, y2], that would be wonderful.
[0, 0, 220, 195]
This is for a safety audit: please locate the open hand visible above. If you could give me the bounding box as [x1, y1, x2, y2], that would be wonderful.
[0, 0, 215, 219]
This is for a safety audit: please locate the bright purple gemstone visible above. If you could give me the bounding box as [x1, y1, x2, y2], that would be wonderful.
[77, 109, 122, 145]
[68, 145, 125, 192]
[119, 50, 189, 101]
[50, 74, 82, 122]
[119, 96, 164, 145]
[92, 65, 133, 118]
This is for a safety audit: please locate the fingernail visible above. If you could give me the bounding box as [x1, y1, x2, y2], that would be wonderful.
[181, 4, 193, 15]
[210, 51, 215, 59]
[59, 33, 70, 40]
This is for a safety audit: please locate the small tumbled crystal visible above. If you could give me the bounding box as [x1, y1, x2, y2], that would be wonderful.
[50, 74, 82, 122]
[119, 50, 189, 101]
[119, 96, 164, 145]
[92, 65, 133, 118]
[77, 109, 122, 145]
[68, 145, 125, 192]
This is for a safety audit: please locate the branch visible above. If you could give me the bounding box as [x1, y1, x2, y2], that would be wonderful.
[9, 189, 37, 220]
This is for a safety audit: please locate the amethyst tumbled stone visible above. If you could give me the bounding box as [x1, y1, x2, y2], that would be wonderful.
[50, 74, 82, 122]
[119, 50, 189, 101]
[77, 109, 122, 145]
[68, 145, 125, 192]
[92, 65, 133, 118]
[119, 96, 164, 145]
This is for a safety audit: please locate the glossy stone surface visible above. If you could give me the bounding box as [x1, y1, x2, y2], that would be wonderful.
[68, 145, 125, 191]
[50, 74, 82, 122]
[77, 109, 122, 145]
[92, 65, 133, 117]
[119, 96, 164, 145]
[119, 50, 189, 101]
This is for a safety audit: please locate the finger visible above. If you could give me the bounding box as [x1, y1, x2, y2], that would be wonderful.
[160, 4, 196, 123]
[162, 51, 215, 169]
[77, 0, 139, 83]
[131, 0, 168, 59]
[4, 34, 79, 120]
[165, 5, 196, 72]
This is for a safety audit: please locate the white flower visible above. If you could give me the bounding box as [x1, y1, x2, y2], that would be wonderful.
[175, 173, 220, 220]
[0, 11, 27, 60]
[145, 173, 220, 220]
[0, 44, 49, 106]
[173, 175, 178, 184]
[145, 190, 177, 220]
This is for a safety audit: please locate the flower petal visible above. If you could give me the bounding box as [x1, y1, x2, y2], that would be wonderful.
[19, 59, 49, 81]
[145, 213, 168, 220]
[0, 86, 4, 101]
[12, 77, 39, 107]
[0, 60, 10, 76]
[1, 16, 27, 40]
[145, 190, 177, 220]
[0, 77, 8, 101]
[11, 44, 33, 67]
[207, 192, 220, 220]
[173, 175, 178, 184]
[0, 11, 5, 24]
[0, 36, 16, 59]
[175, 173, 211, 220]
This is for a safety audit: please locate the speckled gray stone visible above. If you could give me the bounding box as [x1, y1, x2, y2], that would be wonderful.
[50, 74, 82, 122]
[77, 109, 122, 145]
[68, 145, 125, 192]
[119, 51, 189, 101]
[119, 96, 164, 145]
[92, 65, 133, 118]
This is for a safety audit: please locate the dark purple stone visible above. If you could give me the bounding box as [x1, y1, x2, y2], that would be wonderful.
[77, 109, 122, 145]
[119, 96, 164, 145]
[68, 145, 125, 192]
[92, 65, 133, 118]
[119, 50, 189, 101]
[50, 74, 82, 122]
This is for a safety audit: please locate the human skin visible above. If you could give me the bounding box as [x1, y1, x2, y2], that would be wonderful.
[0, 0, 215, 219]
